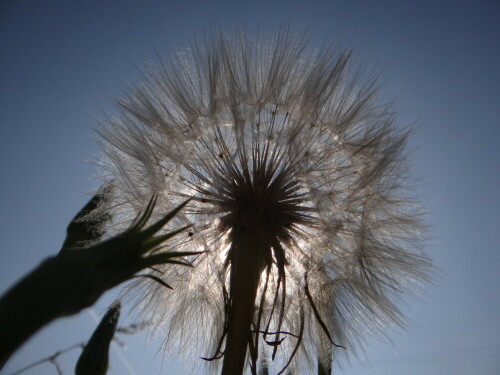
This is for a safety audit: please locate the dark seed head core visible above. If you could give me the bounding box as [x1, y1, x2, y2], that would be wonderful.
[216, 159, 309, 248]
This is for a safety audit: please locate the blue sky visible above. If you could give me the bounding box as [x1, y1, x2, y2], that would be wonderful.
[1, 1, 499, 374]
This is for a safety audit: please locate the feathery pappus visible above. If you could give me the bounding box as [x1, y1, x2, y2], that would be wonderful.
[94, 30, 433, 374]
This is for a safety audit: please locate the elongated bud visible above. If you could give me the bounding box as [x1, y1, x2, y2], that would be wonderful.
[75, 302, 121, 375]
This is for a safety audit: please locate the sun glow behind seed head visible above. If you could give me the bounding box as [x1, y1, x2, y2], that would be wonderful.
[96, 30, 433, 373]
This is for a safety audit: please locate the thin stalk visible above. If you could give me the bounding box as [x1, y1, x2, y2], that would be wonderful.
[317, 360, 332, 375]
[0, 256, 90, 368]
[317, 343, 333, 375]
[221, 230, 267, 375]
[258, 350, 269, 375]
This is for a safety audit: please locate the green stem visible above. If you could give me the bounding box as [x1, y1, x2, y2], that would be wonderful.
[0, 255, 96, 368]
[317, 361, 331, 375]
[317, 344, 333, 375]
[221, 230, 267, 375]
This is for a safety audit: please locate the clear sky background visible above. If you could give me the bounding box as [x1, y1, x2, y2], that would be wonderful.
[1, 1, 499, 374]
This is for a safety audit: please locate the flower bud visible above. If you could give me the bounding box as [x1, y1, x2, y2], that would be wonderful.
[75, 302, 120, 375]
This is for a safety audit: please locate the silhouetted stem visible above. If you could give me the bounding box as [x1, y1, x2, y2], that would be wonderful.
[0, 254, 98, 368]
[221, 230, 266, 375]
[317, 360, 332, 375]
[317, 344, 333, 375]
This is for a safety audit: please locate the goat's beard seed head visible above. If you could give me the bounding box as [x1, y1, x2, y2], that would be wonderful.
[95, 29, 433, 373]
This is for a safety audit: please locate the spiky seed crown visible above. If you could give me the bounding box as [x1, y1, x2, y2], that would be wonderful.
[96, 30, 433, 373]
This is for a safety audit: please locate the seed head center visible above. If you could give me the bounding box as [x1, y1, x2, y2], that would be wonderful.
[221, 163, 303, 242]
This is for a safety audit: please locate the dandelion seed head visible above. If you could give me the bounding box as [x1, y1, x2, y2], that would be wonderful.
[95, 29, 433, 373]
